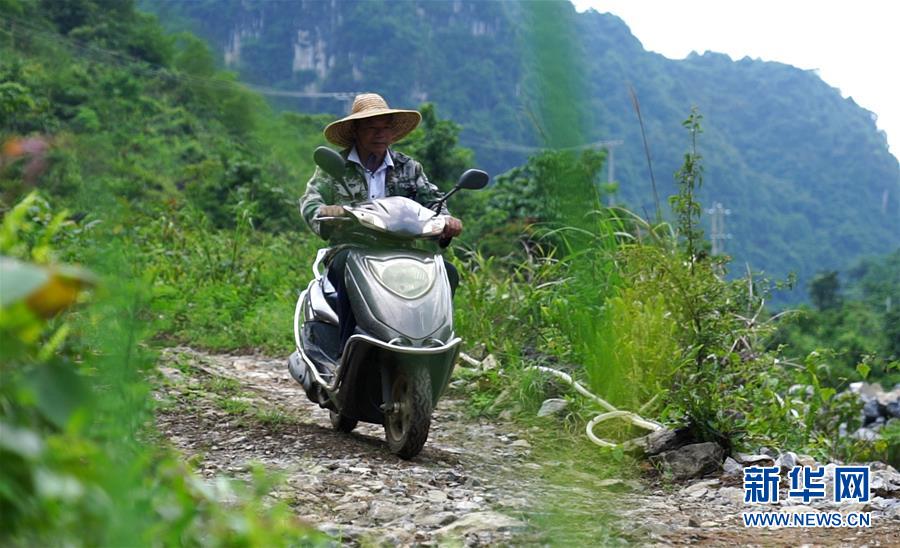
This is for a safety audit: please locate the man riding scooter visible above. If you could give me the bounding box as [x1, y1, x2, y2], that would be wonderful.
[291, 93, 486, 458]
[299, 93, 463, 356]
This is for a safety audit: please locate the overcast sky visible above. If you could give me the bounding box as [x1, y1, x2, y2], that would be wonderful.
[571, 0, 900, 157]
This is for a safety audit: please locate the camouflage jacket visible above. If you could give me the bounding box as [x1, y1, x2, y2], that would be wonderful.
[300, 148, 449, 238]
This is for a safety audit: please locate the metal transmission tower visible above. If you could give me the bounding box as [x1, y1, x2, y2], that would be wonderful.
[706, 202, 732, 256]
[600, 140, 622, 205]
[596, 140, 623, 184]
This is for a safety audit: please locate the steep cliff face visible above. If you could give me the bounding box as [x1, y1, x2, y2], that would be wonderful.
[156, 0, 513, 106]
[145, 0, 899, 299]
[149, 1, 520, 128]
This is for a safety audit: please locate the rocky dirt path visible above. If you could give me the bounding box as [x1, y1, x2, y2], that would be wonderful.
[155, 347, 900, 546]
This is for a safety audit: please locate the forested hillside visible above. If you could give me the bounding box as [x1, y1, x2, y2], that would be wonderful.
[144, 0, 900, 302]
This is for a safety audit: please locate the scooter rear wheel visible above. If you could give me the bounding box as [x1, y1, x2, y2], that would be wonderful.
[329, 410, 358, 433]
[384, 368, 432, 459]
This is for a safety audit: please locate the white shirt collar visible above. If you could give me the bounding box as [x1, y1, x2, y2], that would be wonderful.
[348, 146, 393, 172]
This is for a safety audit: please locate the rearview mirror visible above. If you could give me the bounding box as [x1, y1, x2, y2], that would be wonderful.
[313, 146, 347, 180]
[456, 169, 489, 190]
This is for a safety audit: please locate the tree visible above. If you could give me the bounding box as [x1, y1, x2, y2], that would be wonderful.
[396, 103, 472, 191]
[174, 33, 215, 77]
[453, 148, 605, 257]
[809, 270, 841, 311]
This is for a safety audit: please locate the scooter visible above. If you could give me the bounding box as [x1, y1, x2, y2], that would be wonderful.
[288, 147, 488, 459]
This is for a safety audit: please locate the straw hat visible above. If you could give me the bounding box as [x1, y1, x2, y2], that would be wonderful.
[324, 93, 421, 148]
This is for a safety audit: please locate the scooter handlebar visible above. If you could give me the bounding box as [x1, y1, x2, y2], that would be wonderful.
[314, 216, 353, 222]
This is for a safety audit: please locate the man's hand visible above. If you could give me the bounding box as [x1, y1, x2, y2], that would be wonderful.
[442, 216, 463, 238]
[318, 205, 346, 217]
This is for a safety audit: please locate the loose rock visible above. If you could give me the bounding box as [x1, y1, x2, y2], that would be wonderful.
[722, 456, 743, 477]
[537, 398, 569, 418]
[434, 511, 526, 537]
[775, 451, 797, 471]
[651, 442, 724, 480]
[629, 426, 694, 456]
[416, 512, 458, 527]
[851, 427, 879, 441]
[887, 401, 900, 419]
[427, 490, 449, 503]
[481, 354, 499, 371]
[735, 453, 775, 466]
[595, 478, 641, 492]
[872, 468, 900, 496]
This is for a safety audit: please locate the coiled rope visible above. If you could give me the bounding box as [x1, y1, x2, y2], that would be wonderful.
[460, 352, 663, 447]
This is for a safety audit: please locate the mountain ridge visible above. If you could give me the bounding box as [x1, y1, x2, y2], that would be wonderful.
[143, 0, 899, 301]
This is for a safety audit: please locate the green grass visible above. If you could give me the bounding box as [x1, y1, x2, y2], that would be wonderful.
[206, 376, 241, 396]
[253, 408, 291, 427]
[217, 397, 251, 415]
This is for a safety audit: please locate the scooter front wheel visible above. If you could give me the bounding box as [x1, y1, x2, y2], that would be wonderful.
[384, 367, 432, 459]
[329, 410, 358, 433]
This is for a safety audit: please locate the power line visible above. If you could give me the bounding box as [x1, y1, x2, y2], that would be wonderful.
[467, 137, 622, 154]
[241, 84, 362, 101]
[467, 137, 623, 186]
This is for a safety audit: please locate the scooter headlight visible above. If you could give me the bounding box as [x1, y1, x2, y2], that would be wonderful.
[367, 258, 436, 299]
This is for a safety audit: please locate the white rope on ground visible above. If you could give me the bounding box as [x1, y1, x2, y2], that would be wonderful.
[528, 365, 617, 412]
[459, 352, 482, 368]
[458, 353, 665, 448]
[526, 365, 664, 448]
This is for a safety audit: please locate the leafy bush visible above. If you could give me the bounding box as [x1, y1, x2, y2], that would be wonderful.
[453, 109, 889, 462]
[455, 148, 607, 258]
[0, 193, 324, 545]
[771, 253, 900, 387]
[139, 203, 319, 352]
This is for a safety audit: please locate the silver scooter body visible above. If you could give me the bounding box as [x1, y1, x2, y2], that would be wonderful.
[290, 199, 460, 432]
[289, 147, 488, 458]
